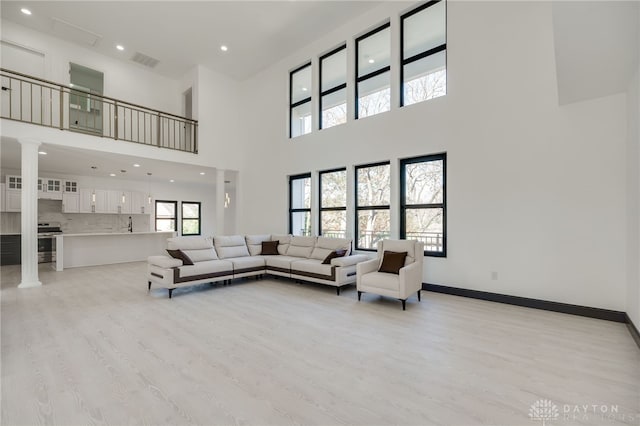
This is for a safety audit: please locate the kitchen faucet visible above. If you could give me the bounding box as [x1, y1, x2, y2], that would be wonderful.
[128, 216, 133, 233]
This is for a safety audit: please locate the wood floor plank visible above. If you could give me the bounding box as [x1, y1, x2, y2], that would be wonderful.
[2, 262, 639, 425]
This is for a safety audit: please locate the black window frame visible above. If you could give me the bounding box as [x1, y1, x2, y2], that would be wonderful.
[289, 62, 312, 139]
[354, 161, 391, 251]
[155, 200, 177, 232]
[319, 44, 347, 130]
[355, 22, 391, 120]
[289, 173, 312, 236]
[400, 153, 447, 257]
[181, 201, 201, 236]
[400, 0, 447, 107]
[318, 167, 347, 237]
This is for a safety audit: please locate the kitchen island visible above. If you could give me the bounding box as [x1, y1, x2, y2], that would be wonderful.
[55, 231, 176, 271]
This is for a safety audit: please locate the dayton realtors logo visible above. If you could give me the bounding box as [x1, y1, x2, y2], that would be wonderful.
[529, 399, 560, 426]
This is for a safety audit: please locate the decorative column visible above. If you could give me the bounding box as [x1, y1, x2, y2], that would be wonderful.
[216, 169, 225, 235]
[18, 138, 42, 288]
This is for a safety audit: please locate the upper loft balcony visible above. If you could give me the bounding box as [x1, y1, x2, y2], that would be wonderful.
[0, 68, 198, 154]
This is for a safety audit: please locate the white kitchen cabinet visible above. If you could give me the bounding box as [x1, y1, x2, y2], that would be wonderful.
[121, 191, 132, 214]
[106, 190, 121, 214]
[7, 175, 22, 190]
[62, 192, 80, 213]
[94, 189, 109, 213]
[131, 191, 150, 214]
[63, 180, 79, 193]
[5, 190, 21, 212]
[0, 183, 5, 212]
[79, 188, 94, 213]
[38, 177, 63, 200]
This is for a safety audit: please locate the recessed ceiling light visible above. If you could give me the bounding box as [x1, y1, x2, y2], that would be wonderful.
[21, 8, 32, 15]
[368, 59, 375, 64]
[133, 163, 140, 167]
[200, 172, 205, 175]
[301, 87, 307, 91]
[220, 45, 228, 52]
[38, 151, 47, 155]
[116, 45, 125, 51]
[109, 173, 116, 177]
[169, 179, 175, 183]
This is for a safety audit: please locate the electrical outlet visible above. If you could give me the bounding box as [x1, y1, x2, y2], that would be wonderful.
[491, 271, 498, 280]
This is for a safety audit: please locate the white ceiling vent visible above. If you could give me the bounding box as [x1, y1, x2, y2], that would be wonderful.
[131, 52, 160, 68]
[51, 17, 102, 47]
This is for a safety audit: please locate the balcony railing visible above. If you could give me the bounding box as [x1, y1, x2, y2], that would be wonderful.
[307, 229, 444, 252]
[0, 68, 198, 154]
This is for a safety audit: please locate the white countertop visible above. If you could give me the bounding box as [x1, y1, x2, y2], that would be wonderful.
[60, 231, 176, 237]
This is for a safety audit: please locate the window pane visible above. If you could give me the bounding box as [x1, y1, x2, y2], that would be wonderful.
[405, 159, 444, 204]
[358, 71, 390, 118]
[403, 1, 446, 59]
[358, 26, 390, 77]
[156, 219, 175, 232]
[291, 65, 311, 104]
[291, 177, 311, 209]
[320, 210, 347, 238]
[357, 164, 390, 206]
[156, 202, 175, 218]
[321, 170, 346, 208]
[357, 209, 390, 250]
[182, 203, 199, 219]
[291, 101, 312, 137]
[321, 88, 347, 129]
[182, 219, 199, 235]
[291, 211, 311, 236]
[403, 51, 446, 106]
[405, 208, 444, 252]
[321, 48, 346, 92]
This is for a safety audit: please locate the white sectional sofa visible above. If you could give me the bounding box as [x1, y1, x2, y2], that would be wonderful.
[147, 234, 370, 298]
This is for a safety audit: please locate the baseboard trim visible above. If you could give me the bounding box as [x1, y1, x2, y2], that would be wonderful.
[625, 314, 640, 349]
[422, 283, 626, 323]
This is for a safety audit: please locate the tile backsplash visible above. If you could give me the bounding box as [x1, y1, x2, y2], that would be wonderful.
[1, 200, 151, 234]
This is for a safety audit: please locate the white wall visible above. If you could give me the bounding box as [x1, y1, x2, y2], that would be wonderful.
[236, 1, 628, 311]
[626, 59, 640, 325]
[1, 168, 218, 236]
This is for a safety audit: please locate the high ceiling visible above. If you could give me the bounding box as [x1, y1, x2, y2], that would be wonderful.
[0, 1, 381, 80]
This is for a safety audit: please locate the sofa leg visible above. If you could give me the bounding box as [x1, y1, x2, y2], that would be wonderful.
[357, 291, 362, 301]
[336, 286, 340, 296]
[401, 299, 406, 310]
[168, 288, 174, 299]
[417, 290, 421, 302]
[148, 281, 151, 291]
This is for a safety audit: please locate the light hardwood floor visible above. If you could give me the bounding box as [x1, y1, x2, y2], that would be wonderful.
[1, 262, 639, 426]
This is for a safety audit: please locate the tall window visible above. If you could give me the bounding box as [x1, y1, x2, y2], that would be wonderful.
[401, 0, 447, 107]
[289, 173, 311, 236]
[356, 23, 391, 119]
[181, 202, 201, 236]
[319, 45, 347, 129]
[400, 153, 446, 256]
[355, 162, 390, 250]
[290, 63, 312, 138]
[155, 200, 177, 232]
[319, 168, 347, 237]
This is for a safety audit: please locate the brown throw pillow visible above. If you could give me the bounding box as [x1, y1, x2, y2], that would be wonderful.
[378, 251, 408, 274]
[166, 249, 194, 266]
[322, 249, 347, 265]
[261, 240, 279, 255]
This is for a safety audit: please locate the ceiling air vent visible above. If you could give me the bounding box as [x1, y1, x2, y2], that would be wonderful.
[131, 52, 159, 68]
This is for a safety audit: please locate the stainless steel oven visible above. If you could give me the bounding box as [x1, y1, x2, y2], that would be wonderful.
[37, 223, 62, 263]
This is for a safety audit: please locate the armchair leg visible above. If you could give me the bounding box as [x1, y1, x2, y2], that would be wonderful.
[357, 291, 362, 301]
[168, 288, 174, 299]
[401, 299, 406, 310]
[417, 290, 421, 302]
[336, 286, 340, 296]
[148, 281, 151, 291]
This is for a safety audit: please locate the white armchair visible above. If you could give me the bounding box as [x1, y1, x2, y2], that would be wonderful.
[356, 239, 424, 310]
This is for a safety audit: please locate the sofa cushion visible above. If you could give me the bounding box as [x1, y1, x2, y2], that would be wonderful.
[226, 256, 266, 272]
[167, 236, 213, 251]
[360, 271, 400, 291]
[286, 236, 316, 258]
[182, 248, 218, 262]
[214, 235, 250, 259]
[322, 249, 347, 265]
[261, 241, 279, 255]
[272, 234, 291, 255]
[167, 249, 194, 265]
[378, 251, 408, 275]
[264, 255, 300, 271]
[148, 255, 183, 268]
[314, 236, 351, 253]
[245, 234, 272, 256]
[291, 259, 334, 278]
[176, 260, 233, 278]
